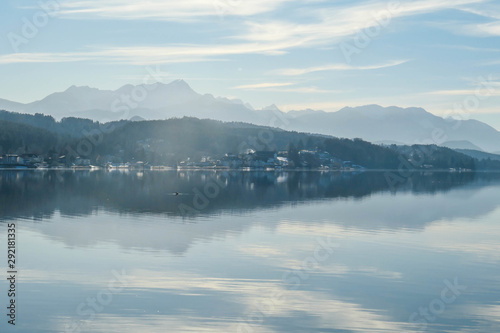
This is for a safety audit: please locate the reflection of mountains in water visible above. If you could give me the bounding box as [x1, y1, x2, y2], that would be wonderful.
[1, 170, 499, 221]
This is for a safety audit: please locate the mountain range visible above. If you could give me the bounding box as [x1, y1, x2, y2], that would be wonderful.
[1, 79, 499, 153]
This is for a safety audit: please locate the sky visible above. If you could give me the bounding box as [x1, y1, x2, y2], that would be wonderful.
[0, 0, 500, 127]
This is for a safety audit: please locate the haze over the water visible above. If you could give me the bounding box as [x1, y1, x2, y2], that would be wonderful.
[1, 0, 500, 127]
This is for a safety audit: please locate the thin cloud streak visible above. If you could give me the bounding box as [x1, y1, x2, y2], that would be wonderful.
[0, 41, 296, 65]
[273, 60, 410, 76]
[232, 83, 344, 94]
[55, 0, 294, 20]
[427, 87, 500, 96]
[459, 5, 500, 19]
[433, 44, 500, 52]
[232, 82, 294, 90]
[270, 87, 346, 94]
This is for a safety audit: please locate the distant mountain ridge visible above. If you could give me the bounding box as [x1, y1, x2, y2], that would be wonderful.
[1, 80, 500, 152]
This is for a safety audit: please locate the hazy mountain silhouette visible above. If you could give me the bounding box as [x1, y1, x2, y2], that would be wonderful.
[1, 80, 500, 152]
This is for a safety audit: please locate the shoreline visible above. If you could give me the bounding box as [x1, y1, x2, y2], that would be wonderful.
[0, 167, 492, 173]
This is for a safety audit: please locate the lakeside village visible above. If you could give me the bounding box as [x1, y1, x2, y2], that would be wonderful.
[0, 150, 366, 171]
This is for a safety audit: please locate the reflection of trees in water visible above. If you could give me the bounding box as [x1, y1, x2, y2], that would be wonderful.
[0, 170, 498, 221]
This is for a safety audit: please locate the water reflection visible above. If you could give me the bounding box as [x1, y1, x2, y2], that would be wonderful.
[0, 170, 498, 220]
[1, 170, 500, 332]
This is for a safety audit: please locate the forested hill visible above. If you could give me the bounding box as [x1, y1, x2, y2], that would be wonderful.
[0, 110, 127, 137]
[0, 110, 491, 170]
[0, 120, 66, 154]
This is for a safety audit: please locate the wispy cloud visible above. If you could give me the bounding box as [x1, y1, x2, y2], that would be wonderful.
[427, 89, 480, 96]
[232, 82, 294, 90]
[231, 82, 343, 94]
[274, 60, 410, 76]
[54, 0, 293, 21]
[459, 4, 500, 19]
[0, 51, 218, 65]
[427, 86, 500, 96]
[443, 3, 500, 37]
[0, 41, 295, 65]
[279, 101, 361, 112]
[272, 87, 345, 94]
[467, 22, 500, 37]
[236, 0, 486, 48]
[0, 52, 97, 64]
[1, 0, 487, 66]
[433, 44, 500, 52]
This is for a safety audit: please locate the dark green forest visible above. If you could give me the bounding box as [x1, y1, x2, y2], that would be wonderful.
[0, 109, 497, 170]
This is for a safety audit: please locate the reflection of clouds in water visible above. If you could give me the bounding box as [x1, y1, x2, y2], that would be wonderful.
[276, 202, 500, 266]
[420, 212, 500, 264]
[56, 315, 249, 333]
[314, 264, 403, 280]
[19, 269, 117, 285]
[446, 304, 500, 332]
[52, 270, 413, 333]
[275, 185, 500, 231]
[238, 245, 287, 258]
[461, 304, 500, 324]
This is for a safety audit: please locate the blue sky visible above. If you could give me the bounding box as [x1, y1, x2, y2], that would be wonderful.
[1, 0, 500, 127]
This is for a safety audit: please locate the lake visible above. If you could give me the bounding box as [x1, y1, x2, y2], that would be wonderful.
[1, 170, 500, 332]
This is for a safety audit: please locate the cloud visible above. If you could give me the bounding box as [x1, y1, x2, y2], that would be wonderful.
[428, 89, 485, 96]
[0, 41, 295, 65]
[0, 52, 97, 64]
[459, 4, 500, 19]
[467, 22, 500, 37]
[236, 0, 486, 48]
[0, 48, 218, 65]
[232, 82, 294, 90]
[4, 0, 487, 65]
[440, 4, 500, 37]
[1, 0, 489, 67]
[48, 0, 486, 29]
[273, 59, 410, 76]
[433, 44, 500, 52]
[54, 0, 293, 21]
[427, 85, 500, 96]
[279, 101, 359, 112]
[271, 87, 345, 94]
[231, 82, 344, 94]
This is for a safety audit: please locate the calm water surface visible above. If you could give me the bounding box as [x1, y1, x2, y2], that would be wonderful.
[1, 170, 500, 332]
